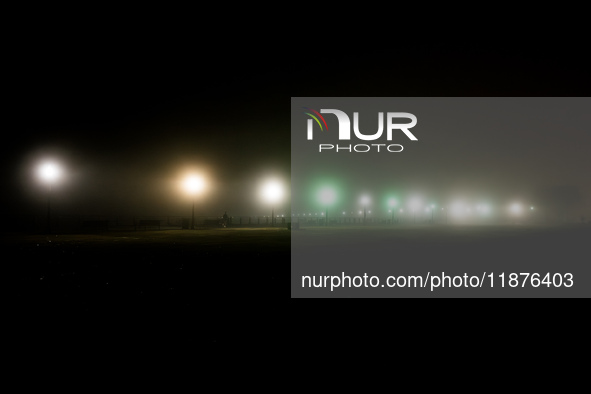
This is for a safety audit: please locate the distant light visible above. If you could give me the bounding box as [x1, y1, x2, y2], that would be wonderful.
[368, 210, 371, 214]
[360, 195, 370, 205]
[38, 161, 62, 183]
[388, 209, 391, 213]
[409, 197, 421, 211]
[183, 174, 205, 195]
[342, 212, 346, 215]
[358, 211, 362, 215]
[261, 180, 283, 204]
[399, 209, 404, 213]
[530, 206, 535, 210]
[510, 203, 523, 215]
[388, 198, 398, 208]
[318, 186, 337, 206]
[477, 203, 491, 215]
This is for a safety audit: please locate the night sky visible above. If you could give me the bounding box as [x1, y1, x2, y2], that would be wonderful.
[5, 35, 291, 218]
[4, 35, 590, 220]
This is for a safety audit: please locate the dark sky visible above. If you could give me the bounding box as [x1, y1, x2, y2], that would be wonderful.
[4, 30, 590, 219]
[5, 33, 291, 217]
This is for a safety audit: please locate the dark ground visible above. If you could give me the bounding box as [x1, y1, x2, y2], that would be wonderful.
[5, 228, 289, 337]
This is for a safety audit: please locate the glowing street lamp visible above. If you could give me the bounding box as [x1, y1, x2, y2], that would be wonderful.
[409, 197, 421, 223]
[360, 195, 370, 225]
[510, 202, 523, 216]
[261, 179, 283, 227]
[37, 161, 62, 234]
[388, 198, 398, 224]
[318, 186, 336, 226]
[183, 174, 206, 230]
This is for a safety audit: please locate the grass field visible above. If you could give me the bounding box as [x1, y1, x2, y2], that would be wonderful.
[5, 223, 590, 309]
[6, 228, 290, 321]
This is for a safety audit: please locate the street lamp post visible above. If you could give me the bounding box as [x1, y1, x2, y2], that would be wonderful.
[192, 198, 195, 229]
[183, 174, 206, 230]
[319, 187, 336, 227]
[262, 180, 283, 227]
[360, 195, 370, 225]
[38, 161, 62, 234]
[409, 197, 421, 224]
[388, 198, 398, 224]
[47, 185, 52, 234]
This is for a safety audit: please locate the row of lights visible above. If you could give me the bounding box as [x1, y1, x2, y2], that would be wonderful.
[310, 189, 536, 225]
[36, 160, 286, 231]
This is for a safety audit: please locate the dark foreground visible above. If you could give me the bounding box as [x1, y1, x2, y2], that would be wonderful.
[6, 228, 289, 327]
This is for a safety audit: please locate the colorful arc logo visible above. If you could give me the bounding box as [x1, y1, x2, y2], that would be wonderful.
[303, 107, 329, 131]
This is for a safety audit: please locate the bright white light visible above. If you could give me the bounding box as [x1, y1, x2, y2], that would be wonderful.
[510, 203, 523, 215]
[409, 197, 421, 211]
[38, 162, 62, 183]
[261, 180, 283, 204]
[530, 206, 535, 210]
[184, 174, 205, 195]
[360, 195, 370, 206]
[319, 187, 336, 205]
